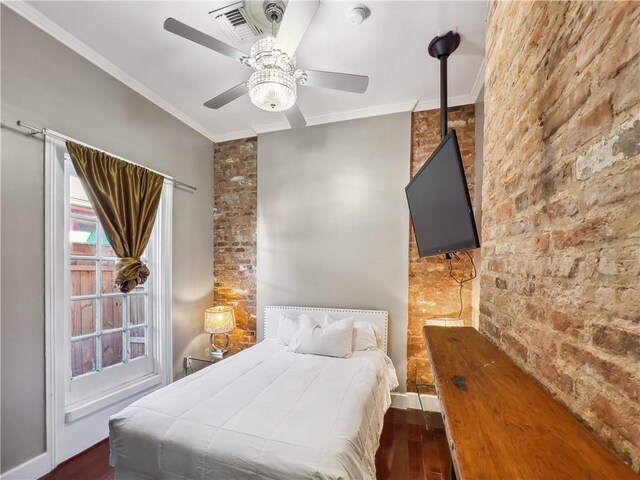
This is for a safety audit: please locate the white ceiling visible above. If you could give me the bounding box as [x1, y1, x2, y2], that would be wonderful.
[22, 0, 488, 142]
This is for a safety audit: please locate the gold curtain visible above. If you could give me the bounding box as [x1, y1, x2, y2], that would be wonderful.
[66, 142, 164, 293]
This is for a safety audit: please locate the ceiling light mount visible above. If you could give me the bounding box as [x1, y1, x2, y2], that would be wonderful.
[428, 31, 460, 59]
[263, 1, 285, 25]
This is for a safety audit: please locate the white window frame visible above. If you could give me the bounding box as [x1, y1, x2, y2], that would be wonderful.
[45, 136, 173, 466]
[65, 159, 156, 405]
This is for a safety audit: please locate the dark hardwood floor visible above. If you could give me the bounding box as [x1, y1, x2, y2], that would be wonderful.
[375, 409, 451, 480]
[40, 440, 113, 480]
[41, 409, 450, 480]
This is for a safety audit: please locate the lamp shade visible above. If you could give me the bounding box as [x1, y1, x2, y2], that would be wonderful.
[204, 306, 236, 334]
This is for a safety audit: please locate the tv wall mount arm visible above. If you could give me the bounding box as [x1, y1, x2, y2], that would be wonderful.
[428, 31, 461, 140]
[429, 31, 461, 261]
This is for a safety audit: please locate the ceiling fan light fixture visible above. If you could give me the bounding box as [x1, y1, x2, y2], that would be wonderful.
[248, 68, 297, 112]
[245, 36, 294, 72]
[164, 0, 367, 127]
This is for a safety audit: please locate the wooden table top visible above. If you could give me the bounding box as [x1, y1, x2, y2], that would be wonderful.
[423, 326, 638, 480]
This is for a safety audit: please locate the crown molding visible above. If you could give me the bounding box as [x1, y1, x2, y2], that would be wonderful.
[4, 0, 218, 142]
[413, 93, 477, 113]
[214, 128, 258, 143]
[252, 100, 418, 136]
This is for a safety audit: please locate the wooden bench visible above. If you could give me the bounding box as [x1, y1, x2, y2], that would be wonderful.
[422, 326, 638, 480]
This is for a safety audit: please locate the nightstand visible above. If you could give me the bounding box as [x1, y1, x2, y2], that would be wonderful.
[182, 353, 228, 376]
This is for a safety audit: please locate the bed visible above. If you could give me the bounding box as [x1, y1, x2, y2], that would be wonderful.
[109, 306, 399, 480]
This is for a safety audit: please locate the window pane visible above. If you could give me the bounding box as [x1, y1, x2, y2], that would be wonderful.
[101, 296, 123, 330]
[71, 337, 96, 377]
[102, 231, 117, 258]
[102, 332, 123, 368]
[101, 260, 118, 294]
[128, 327, 146, 359]
[70, 260, 97, 296]
[129, 295, 146, 326]
[71, 299, 96, 337]
[69, 175, 95, 217]
[70, 219, 97, 256]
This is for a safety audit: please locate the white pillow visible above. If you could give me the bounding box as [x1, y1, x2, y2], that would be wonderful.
[323, 314, 353, 326]
[324, 315, 382, 351]
[352, 321, 382, 351]
[276, 314, 300, 345]
[289, 315, 354, 358]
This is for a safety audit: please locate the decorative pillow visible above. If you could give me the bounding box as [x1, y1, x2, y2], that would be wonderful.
[324, 315, 382, 351]
[289, 315, 354, 358]
[352, 321, 382, 351]
[276, 314, 300, 345]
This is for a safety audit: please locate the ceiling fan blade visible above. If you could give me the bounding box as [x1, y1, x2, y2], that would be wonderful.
[303, 70, 369, 94]
[203, 82, 249, 109]
[285, 104, 307, 129]
[164, 18, 247, 63]
[275, 0, 320, 57]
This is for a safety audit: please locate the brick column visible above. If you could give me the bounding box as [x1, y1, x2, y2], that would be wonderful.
[213, 137, 258, 353]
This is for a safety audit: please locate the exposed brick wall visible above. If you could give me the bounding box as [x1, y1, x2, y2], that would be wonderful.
[481, 1, 640, 469]
[407, 105, 477, 392]
[213, 137, 258, 353]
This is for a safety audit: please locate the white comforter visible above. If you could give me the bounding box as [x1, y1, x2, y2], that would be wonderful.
[109, 340, 398, 480]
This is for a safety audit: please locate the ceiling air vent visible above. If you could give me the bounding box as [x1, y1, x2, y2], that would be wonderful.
[210, 2, 263, 44]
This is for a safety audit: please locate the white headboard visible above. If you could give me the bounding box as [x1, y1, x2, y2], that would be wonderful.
[264, 306, 389, 353]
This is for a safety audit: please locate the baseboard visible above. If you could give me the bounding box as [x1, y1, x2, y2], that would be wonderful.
[1, 452, 52, 480]
[391, 392, 441, 412]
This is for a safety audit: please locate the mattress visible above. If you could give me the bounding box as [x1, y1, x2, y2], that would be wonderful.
[109, 340, 399, 480]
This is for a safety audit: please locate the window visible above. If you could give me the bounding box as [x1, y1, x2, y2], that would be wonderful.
[63, 155, 166, 407]
[46, 137, 172, 420]
[47, 136, 172, 464]
[68, 171, 150, 379]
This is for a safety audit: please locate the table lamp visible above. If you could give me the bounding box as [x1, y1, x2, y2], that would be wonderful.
[204, 306, 236, 358]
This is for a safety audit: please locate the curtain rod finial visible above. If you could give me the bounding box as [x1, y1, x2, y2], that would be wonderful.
[17, 120, 43, 137]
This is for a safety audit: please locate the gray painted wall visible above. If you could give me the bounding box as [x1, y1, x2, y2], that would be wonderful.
[257, 113, 411, 392]
[1, 8, 214, 472]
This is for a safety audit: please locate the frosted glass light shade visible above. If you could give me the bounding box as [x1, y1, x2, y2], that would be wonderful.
[248, 69, 296, 112]
[204, 306, 236, 334]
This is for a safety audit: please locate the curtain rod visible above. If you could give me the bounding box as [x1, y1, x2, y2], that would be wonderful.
[16, 120, 197, 193]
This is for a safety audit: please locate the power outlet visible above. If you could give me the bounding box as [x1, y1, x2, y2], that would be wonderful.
[183, 356, 193, 371]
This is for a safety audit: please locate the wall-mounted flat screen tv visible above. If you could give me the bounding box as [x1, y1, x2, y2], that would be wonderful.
[405, 130, 480, 257]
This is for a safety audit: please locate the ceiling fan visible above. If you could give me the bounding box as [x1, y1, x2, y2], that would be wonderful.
[164, 0, 369, 128]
